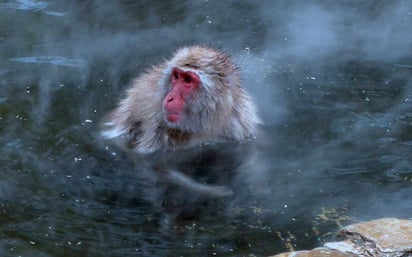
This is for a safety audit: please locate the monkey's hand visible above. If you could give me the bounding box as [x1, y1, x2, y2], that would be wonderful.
[163, 169, 234, 197]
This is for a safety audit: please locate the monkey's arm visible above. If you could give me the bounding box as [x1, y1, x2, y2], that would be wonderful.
[161, 169, 233, 197]
[100, 65, 167, 153]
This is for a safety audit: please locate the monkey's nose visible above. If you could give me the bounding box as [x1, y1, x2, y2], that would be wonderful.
[167, 96, 174, 102]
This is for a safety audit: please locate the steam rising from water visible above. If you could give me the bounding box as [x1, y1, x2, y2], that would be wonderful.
[1, 0, 412, 255]
[11, 56, 86, 67]
[1, 0, 411, 204]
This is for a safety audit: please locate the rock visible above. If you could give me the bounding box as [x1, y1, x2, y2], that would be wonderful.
[271, 218, 412, 257]
[272, 248, 356, 257]
[338, 217, 412, 253]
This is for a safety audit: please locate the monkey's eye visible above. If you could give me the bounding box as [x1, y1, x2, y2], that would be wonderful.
[183, 74, 192, 83]
[172, 70, 179, 80]
[171, 67, 200, 89]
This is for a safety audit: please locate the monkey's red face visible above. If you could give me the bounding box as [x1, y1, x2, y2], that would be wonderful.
[162, 67, 200, 124]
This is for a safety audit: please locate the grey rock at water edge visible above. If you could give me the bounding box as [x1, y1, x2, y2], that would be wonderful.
[271, 217, 412, 257]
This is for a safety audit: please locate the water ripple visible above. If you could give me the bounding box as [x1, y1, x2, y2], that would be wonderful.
[10, 56, 87, 67]
[0, 0, 49, 11]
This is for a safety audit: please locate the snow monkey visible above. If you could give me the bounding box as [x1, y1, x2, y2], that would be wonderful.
[101, 46, 261, 202]
[101, 45, 260, 153]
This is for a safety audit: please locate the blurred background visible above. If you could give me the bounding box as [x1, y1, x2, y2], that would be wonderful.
[0, 0, 411, 256]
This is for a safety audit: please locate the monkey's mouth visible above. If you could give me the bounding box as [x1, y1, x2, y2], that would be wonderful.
[165, 113, 180, 123]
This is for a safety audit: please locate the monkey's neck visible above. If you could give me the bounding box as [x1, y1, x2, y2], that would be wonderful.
[167, 128, 192, 146]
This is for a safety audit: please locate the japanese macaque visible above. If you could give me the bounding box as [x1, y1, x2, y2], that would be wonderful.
[100, 46, 261, 207]
[101, 45, 260, 154]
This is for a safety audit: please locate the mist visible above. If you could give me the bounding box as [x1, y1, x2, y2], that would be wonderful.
[0, 0, 411, 256]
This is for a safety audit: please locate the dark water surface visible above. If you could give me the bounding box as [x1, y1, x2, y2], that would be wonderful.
[1, 1, 412, 256]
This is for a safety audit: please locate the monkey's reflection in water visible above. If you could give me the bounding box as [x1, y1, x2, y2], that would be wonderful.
[126, 141, 254, 222]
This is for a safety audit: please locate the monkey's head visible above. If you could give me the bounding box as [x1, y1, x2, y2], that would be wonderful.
[161, 46, 240, 135]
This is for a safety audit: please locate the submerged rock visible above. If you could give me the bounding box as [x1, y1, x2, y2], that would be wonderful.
[271, 218, 412, 257]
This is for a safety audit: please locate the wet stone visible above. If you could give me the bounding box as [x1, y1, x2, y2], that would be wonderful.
[335, 218, 412, 255]
[271, 218, 412, 257]
[272, 248, 356, 257]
